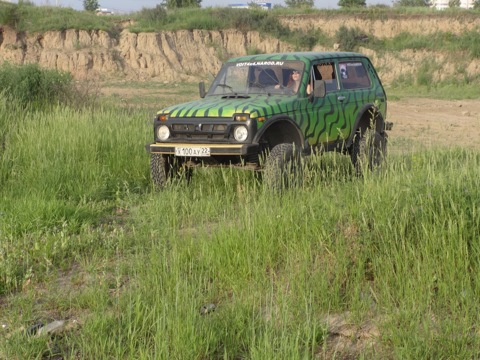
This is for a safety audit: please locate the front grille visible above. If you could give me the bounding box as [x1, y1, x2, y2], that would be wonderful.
[155, 117, 256, 144]
[172, 124, 194, 131]
[166, 118, 233, 142]
[169, 119, 233, 142]
[172, 124, 228, 132]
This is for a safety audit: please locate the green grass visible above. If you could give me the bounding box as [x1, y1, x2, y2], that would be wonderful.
[373, 30, 480, 59]
[0, 63, 73, 110]
[0, 96, 151, 292]
[386, 82, 480, 100]
[0, 2, 123, 33]
[1, 83, 480, 357]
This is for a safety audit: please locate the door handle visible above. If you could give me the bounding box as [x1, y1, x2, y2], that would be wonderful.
[337, 96, 346, 102]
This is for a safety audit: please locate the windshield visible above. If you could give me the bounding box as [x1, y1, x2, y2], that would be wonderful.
[207, 60, 306, 96]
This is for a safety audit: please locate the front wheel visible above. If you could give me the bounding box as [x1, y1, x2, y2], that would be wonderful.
[350, 129, 387, 176]
[263, 143, 302, 190]
[150, 154, 191, 188]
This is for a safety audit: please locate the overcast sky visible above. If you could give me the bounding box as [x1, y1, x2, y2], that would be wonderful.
[21, 0, 391, 14]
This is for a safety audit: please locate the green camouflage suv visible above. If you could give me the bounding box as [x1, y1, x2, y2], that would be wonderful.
[146, 52, 388, 188]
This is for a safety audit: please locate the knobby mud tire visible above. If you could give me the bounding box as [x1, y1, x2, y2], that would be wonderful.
[150, 154, 169, 188]
[263, 143, 302, 190]
[350, 129, 387, 176]
[150, 154, 192, 189]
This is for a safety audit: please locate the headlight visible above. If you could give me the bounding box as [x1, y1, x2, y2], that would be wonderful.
[233, 125, 248, 142]
[157, 125, 170, 141]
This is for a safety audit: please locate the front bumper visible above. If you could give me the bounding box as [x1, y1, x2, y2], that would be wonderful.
[146, 142, 259, 156]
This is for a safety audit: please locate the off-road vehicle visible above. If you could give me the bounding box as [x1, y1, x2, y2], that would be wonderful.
[146, 52, 388, 188]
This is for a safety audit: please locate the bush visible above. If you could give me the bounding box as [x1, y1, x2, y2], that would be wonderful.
[0, 3, 23, 29]
[83, 0, 99, 12]
[0, 63, 73, 109]
[458, 31, 480, 58]
[0, 2, 37, 29]
[137, 5, 168, 22]
[393, 0, 429, 6]
[416, 62, 434, 86]
[284, 0, 315, 9]
[335, 26, 369, 51]
[164, 0, 201, 9]
[338, 0, 366, 7]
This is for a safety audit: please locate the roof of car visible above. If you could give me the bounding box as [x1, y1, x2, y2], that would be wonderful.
[226, 52, 367, 63]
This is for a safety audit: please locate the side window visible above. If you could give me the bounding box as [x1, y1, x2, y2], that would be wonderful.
[339, 62, 371, 90]
[311, 62, 338, 93]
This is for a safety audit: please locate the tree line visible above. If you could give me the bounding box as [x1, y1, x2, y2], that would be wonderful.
[83, 0, 478, 11]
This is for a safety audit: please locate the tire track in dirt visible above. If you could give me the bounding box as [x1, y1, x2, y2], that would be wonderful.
[388, 98, 480, 153]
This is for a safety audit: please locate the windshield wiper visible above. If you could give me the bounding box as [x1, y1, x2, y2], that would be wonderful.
[249, 81, 264, 89]
[216, 83, 235, 94]
[248, 81, 271, 95]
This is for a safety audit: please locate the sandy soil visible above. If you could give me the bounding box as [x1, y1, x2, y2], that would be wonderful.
[388, 98, 480, 153]
[101, 81, 480, 153]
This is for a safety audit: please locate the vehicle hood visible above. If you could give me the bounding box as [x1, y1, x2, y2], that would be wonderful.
[158, 94, 298, 119]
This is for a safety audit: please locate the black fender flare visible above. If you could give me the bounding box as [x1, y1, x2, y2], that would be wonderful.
[347, 103, 386, 147]
[253, 115, 308, 153]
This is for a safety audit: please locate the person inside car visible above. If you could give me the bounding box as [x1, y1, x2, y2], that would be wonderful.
[275, 69, 302, 93]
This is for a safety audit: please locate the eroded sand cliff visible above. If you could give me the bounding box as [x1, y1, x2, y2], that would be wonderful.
[1, 14, 479, 84]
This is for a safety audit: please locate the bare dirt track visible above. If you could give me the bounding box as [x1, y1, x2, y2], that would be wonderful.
[100, 81, 480, 153]
[388, 98, 480, 153]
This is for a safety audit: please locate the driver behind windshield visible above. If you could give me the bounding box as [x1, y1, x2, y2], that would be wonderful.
[275, 69, 302, 93]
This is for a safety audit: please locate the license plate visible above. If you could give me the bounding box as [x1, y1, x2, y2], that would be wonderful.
[175, 146, 211, 157]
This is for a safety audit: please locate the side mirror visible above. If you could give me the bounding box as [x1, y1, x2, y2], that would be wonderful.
[199, 81, 206, 98]
[313, 80, 326, 98]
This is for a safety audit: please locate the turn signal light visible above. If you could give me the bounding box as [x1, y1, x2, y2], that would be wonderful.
[234, 114, 248, 121]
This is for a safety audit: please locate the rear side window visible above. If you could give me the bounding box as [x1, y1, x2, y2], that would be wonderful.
[312, 62, 338, 93]
[339, 62, 371, 90]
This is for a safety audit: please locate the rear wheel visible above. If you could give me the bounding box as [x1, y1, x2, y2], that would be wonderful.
[350, 129, 387, 175]
[264, 143, 302, 190]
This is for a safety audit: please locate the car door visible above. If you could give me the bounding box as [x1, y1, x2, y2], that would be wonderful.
[335, 59, 378, 140]
[299, 60, 344, 149]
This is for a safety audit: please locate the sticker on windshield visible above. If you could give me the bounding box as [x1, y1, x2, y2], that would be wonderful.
[236, 61, 285, 67]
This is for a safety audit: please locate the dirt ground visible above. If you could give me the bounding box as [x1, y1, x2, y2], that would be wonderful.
[388, 98, 480, 153]
[100, 83, 480, 153]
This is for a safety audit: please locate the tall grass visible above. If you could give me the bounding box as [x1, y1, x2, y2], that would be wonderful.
[1, 86, 480, 357]
[0, 63, 73, 110]
[1, 66, 480, 358]
[68, 148, 480, 359]
[0, 91, 151, 293]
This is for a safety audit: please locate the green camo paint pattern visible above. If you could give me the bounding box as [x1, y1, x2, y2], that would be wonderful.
[161, 95, 297, 119]
[158, 52, 387, 146]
